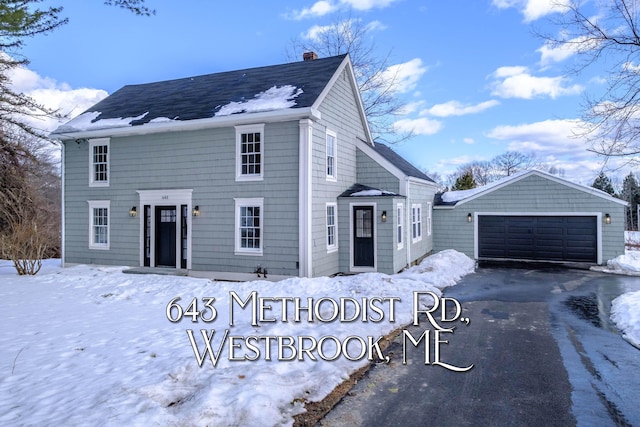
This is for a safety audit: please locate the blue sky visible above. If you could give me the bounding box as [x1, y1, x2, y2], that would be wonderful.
[11, 0, 629, 185]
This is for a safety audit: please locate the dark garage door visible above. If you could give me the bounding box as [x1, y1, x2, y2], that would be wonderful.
[478, 215, 597, 263]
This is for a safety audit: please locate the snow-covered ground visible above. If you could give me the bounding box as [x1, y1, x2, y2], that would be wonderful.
[0, 250, 474, 426]
[598, 231, 640, 348]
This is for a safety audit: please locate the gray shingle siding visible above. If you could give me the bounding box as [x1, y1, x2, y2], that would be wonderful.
[356, 148, 401, 193]
[64, 122, 301, 276]
[310, 68, 367, 277]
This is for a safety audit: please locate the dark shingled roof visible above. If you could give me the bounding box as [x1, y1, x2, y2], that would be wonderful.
[338, 183, 402, 198]
[371, 143, 434, 182]
[75, 55, 348, 126]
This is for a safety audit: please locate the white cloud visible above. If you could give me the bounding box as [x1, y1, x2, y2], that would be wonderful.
[463, 137, 475, 144]
[382, 58, 427, 94]
[7, 63, 108, 134]
[341, 0, 399, 10]
[425, 100, 500, 117]
[392, 117, 442, 135]
[398, 100, 425, 115]
[537, 36, 599, 67]
[489, 66, 583, 99]
[492, 0, 570, 22]
[289, 0, 398, 19]
[486, 118, 589, 157]
[289, 1, 337, 20]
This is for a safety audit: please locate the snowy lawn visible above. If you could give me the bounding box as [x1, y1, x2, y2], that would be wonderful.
[0, 250, 474, 426]
[596, 232, 640, 348]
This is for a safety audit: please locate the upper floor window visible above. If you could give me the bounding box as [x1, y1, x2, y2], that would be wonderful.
[326, 203, 338, 252]
[326, 130, 337, 181]
[89, 138, 110, 187]
[88, 200, 110, 250]
[236, 124, 264, 181]
[412, 203, 422, 243]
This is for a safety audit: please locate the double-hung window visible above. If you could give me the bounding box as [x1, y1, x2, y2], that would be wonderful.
[89, 138, 110, 187]
[88, 200, 110, 250]
[397, 203, 404, 250]
[427, 202, 432, 236]
[235, 198, 263, 255]
[236, 124, 264, 181]
[412, 203, 422, 243]
[326, 203, 338, 252]
[326, 130, 337, 181]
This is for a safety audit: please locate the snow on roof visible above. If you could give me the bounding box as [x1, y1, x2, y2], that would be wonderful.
[440, 169, 624, 205]
[441, 170, 529, 203]
[214, 85, 303, 116]
[55, 111, 149, 133]
[350, 189, 398, 197]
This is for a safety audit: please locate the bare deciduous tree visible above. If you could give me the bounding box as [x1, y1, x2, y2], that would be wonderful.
[446, 151, 547, 189]
[542, 0, 640, 163]
[0, 126, 60, 274]
[287, 17, 408, 142]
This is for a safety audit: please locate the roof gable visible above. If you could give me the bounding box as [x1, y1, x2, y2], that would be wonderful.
[371, 143, 434, 182]
[436, 170, 628, 207]
[357, 140, 436, 184]
[52, 55, 348, 137]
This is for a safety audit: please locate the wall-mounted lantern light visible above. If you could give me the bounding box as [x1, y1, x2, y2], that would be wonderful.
[605, 213, 611, 224]
[467, 213, 473, 223]
[381, 211, 387, 222]
[193, 206, 200, 217]
[129, 207, 137, 217]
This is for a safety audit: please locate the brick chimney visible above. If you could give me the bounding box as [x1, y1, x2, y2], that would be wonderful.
[303, 51, 318, 61]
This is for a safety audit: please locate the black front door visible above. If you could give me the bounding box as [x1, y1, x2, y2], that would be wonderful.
[353, 206, 375, 267]
[155, 206, 177, 267]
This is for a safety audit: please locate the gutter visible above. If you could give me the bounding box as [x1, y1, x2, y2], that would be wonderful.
[50, 107, 322, 141]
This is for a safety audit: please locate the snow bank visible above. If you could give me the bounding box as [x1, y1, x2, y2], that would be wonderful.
[611, 290, 640, 348]
[0, 251, 474, 426]
[606, 251, 640, 274]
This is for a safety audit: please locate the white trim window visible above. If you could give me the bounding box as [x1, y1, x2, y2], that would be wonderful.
[427, 202, 432, 236]
[88, 200, 110, 250]
[326, 129, 337, 181]
[235, 198, 264, 255]
[397, 203, 404, 250]
[235, 124, 265, 181]
[412, 203, 422, 243]
[89, 138, 110, 187]
[326, 203, 338, 252]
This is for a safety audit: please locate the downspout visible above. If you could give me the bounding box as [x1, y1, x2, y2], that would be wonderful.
[299, 119, 313, 277]
[60, 141, 65, 267]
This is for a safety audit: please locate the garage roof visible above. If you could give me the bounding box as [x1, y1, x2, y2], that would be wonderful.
[435, 170, 627, 207]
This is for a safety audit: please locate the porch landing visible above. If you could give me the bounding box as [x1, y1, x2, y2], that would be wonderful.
[123, 267, 189, 276]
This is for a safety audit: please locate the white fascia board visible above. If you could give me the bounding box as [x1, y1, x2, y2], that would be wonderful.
[312, 55, 375, 145]
[51, 107, 321, 141]
[452, 170, 628, 208]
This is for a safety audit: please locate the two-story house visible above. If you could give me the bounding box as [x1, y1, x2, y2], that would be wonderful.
[51, 54, 438, 280]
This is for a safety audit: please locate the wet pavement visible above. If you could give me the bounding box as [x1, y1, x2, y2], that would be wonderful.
[320, 265, 640, 426]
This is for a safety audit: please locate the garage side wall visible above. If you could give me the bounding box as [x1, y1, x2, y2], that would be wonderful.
[433, 174, 625, 263]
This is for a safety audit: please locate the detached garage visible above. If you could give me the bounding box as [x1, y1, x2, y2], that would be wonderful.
[433, 170, 627, 265]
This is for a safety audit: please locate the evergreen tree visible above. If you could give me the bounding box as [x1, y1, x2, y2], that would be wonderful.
[591, 172, 616, 196]
[621, 172, 640, 230]
[452, 170, 476, 191]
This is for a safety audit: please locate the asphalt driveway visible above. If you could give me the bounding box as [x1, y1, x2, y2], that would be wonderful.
[320, 265, 640, 427]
